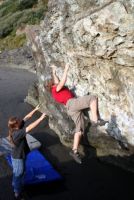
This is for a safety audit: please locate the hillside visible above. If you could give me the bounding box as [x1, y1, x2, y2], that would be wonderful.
[0, 0, 48, 51]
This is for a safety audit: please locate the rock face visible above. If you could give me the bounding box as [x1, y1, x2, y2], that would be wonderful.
[26, 0, 134, 170]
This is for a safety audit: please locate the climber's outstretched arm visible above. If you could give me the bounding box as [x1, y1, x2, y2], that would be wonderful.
[56, 63, 70, 92]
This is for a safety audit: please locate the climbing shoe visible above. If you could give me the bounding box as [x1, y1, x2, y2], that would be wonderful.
[69, 150, 82, 164]
[91, 119, 108, 127]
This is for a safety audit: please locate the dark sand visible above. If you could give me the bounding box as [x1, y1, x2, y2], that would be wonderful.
[0, 67, 134, 200]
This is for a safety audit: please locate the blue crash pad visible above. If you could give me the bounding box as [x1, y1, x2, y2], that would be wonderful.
[6, 149, 62, 185]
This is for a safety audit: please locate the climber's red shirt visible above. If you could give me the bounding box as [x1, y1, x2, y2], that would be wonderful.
[51, 85, 74, 105]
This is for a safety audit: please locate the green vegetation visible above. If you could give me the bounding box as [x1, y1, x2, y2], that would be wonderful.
[0, 0, 48, 51]
[0, 34, 26, 51]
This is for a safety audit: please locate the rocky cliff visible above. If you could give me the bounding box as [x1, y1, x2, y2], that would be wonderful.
[25, 0, 134, 171]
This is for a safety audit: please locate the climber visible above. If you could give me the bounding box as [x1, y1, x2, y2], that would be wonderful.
[44, 63, 107, 164]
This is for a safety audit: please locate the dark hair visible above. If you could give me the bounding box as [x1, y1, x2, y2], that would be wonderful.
[8, 117, 23, 145]
[44, 78, 54, 92]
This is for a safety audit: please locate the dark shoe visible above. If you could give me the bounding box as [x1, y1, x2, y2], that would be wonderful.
[97, 119, 109, 126]
[14, 193, 25, 200]
[91, 119, 108, 127]
[69, 150, 82, 164]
